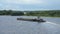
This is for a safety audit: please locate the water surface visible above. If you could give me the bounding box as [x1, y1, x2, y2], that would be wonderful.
[0, 16, 60, 34]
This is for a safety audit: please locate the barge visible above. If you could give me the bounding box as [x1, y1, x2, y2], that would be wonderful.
[17, 18, 46, 22]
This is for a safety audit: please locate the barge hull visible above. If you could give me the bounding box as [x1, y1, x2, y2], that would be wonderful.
[17, 18, 46, 22]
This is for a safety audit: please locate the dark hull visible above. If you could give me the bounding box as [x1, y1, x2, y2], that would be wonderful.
[17, 18, 46, 22]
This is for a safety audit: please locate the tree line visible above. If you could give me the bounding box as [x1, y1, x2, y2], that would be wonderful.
[0, 10, 60, 17]
[0, 10, 24, 16]
[25, 10, 60, 17]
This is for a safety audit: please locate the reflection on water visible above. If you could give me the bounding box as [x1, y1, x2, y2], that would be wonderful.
[0, 16, 60, 34]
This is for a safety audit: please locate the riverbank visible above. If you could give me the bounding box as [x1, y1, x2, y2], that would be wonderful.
[41, 16, 60, 18]
[0, 15, 60, 18]
[24, 15, 60, 18]
[0, 10, 60, 17]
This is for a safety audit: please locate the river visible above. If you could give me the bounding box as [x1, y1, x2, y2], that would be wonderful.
[0, 16, 60, 34]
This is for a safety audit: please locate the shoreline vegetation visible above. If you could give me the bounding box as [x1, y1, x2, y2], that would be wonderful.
[0, 10, 60, 17]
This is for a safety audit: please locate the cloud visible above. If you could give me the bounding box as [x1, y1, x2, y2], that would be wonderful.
[0, 0, 60, 10]
[1, 0, 43, 4]
[0, 4, 21, 10]
[0, 0, 44, 10]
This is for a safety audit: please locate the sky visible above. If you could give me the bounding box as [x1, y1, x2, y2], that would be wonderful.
[0, 0, 60, 10]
